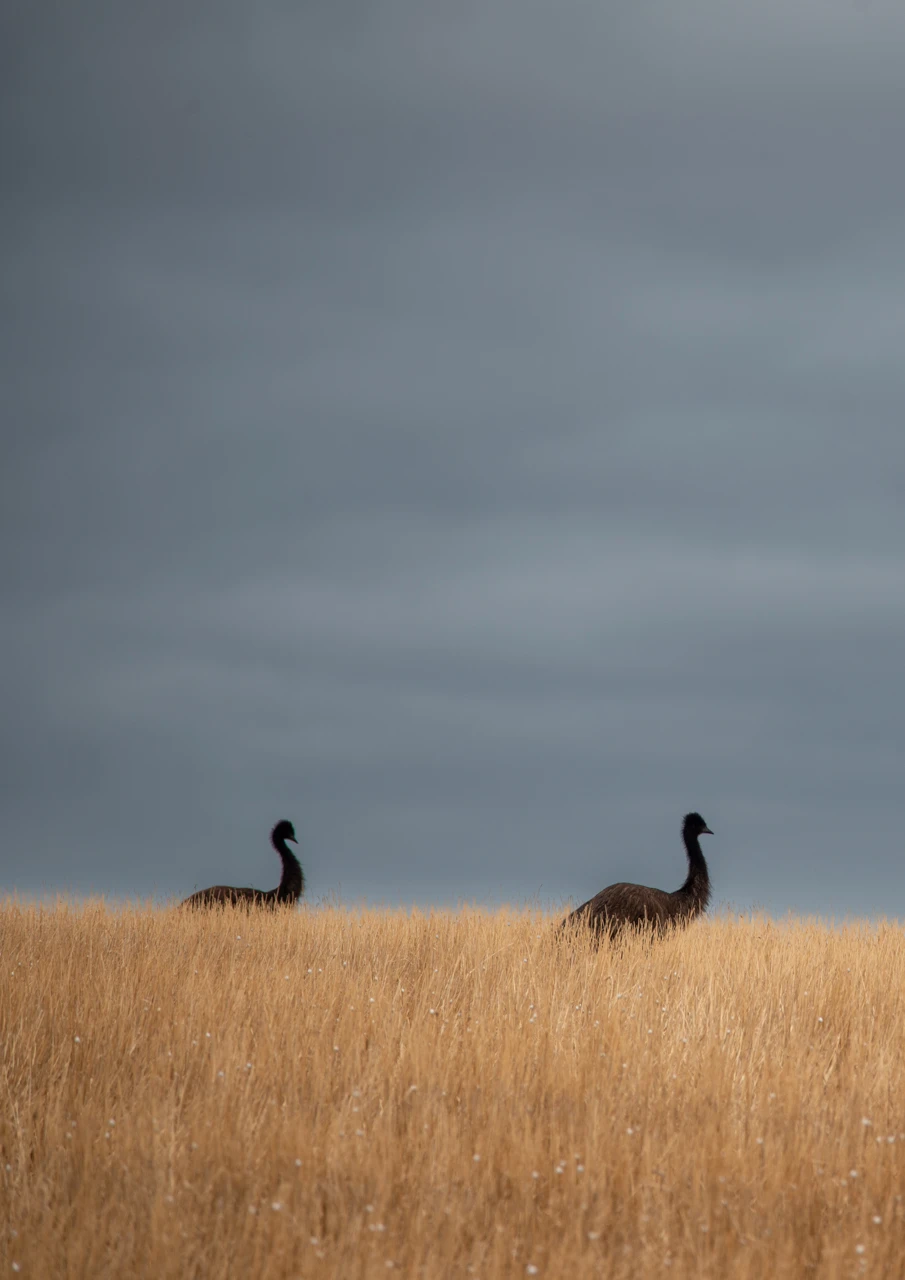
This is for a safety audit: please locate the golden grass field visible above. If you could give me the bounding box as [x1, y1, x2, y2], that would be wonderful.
[2, 900, 905, 1279]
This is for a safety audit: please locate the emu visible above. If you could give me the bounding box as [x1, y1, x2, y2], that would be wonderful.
[560, 811, 713, 937]
[181, 819, 304, 909]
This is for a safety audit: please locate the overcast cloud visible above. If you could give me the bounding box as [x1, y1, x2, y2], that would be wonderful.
[2, 0, 905, 916]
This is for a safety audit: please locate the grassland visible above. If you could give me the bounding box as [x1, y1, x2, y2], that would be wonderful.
[2, 901, 905, 1278]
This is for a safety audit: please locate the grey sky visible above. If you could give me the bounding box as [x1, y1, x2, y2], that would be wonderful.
[2, 0, 905, 916]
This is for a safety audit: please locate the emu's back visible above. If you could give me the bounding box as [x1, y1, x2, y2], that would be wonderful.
[181, 884, 284, 909]
[563, 882, 703, 934]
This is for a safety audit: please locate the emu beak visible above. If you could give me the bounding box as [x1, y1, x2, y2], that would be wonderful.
[703, 825, 714, 835]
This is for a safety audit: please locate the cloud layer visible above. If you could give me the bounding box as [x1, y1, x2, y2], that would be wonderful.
[3, 0, 905, 915]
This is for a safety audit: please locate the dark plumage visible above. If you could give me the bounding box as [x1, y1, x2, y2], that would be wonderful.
[181, 820, 304, 909]
[560, 812, 714, 937]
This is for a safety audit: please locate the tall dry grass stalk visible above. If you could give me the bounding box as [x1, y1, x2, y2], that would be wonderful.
[2, 900, 905, 1278]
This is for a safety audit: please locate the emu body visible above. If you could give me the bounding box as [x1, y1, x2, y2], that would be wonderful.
[561, 811, 713, 936]
[181, 820, 304, 909]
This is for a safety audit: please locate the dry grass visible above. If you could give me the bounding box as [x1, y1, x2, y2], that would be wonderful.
[2, 900, 905, 1279]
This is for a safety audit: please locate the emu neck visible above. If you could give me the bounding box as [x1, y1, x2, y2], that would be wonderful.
[677, 830, 711, 909]
[272, 833, 304, 901]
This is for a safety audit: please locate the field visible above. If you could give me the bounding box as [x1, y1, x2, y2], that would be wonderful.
[2, 901, 905, 1278]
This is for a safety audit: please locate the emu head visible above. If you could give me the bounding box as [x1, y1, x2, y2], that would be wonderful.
[683, 812, 713, 838]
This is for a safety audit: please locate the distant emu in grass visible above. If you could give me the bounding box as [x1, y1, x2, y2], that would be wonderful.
[560, 811, 714, 937]
[181, 820, 304, 909]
